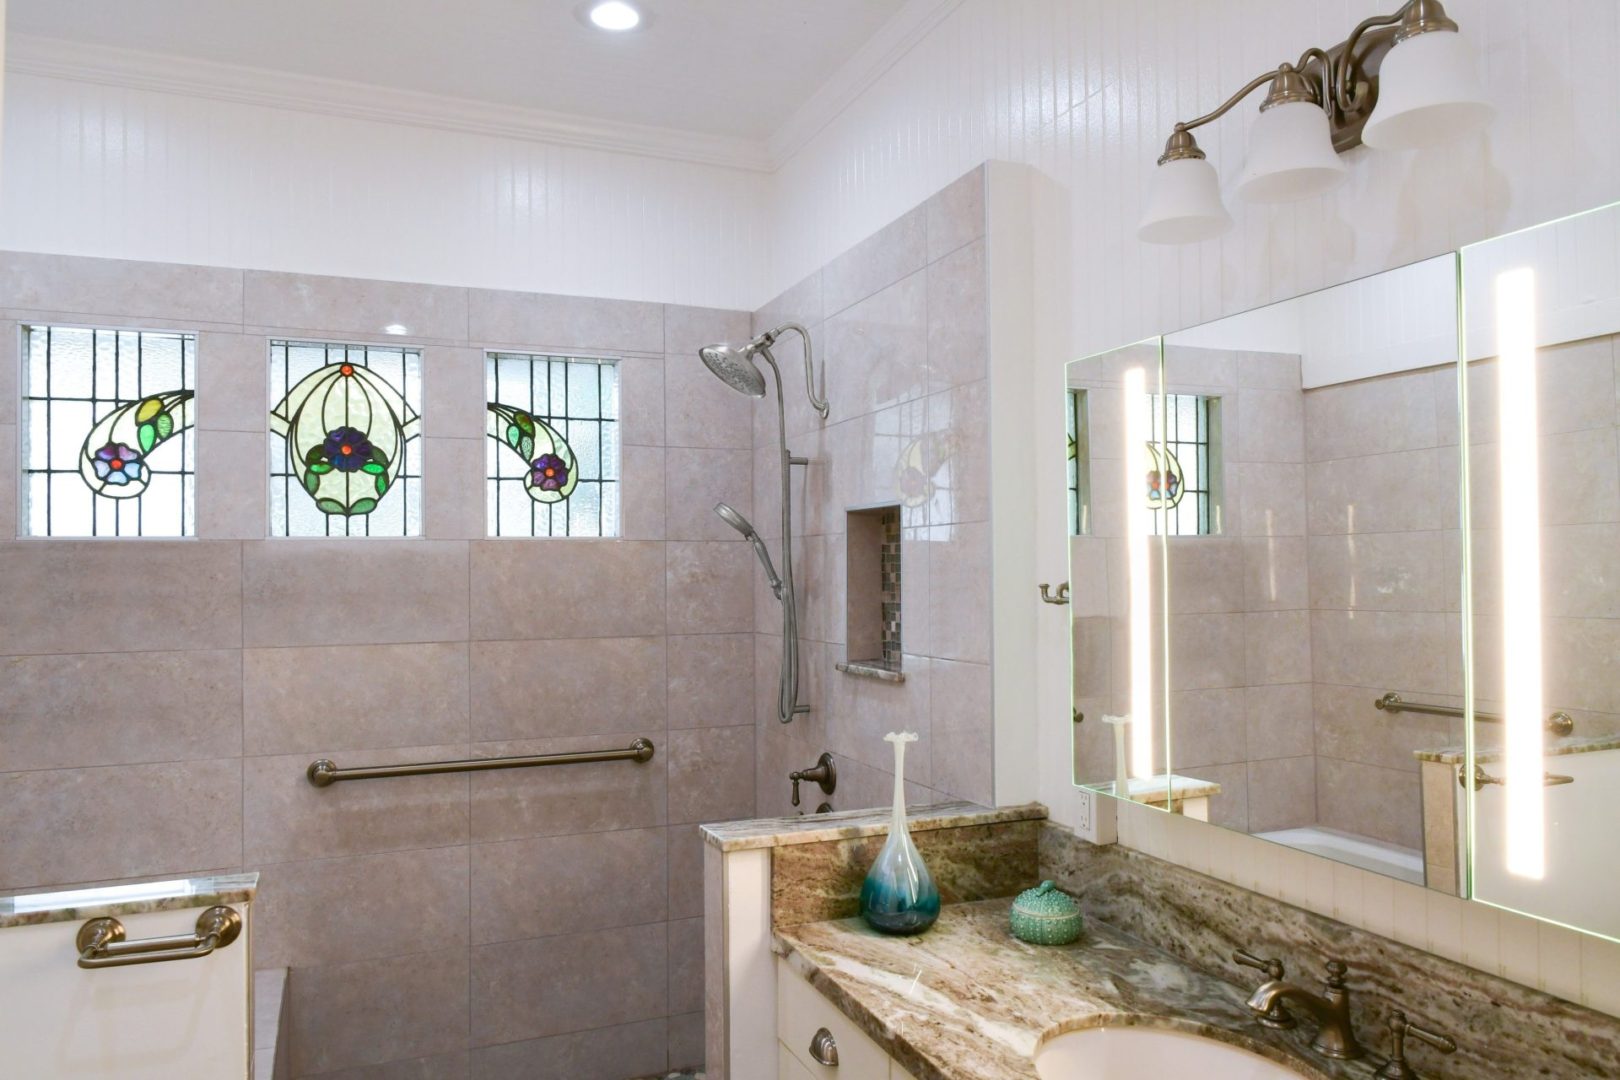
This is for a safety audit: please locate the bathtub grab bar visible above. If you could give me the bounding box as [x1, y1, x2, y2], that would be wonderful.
[1374, 693, 1574, 737]
[305, 738, 656, 787]
[77, 906, 242, 969]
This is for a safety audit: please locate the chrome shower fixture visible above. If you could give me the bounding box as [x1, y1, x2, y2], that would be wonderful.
[700, 322, 828, 723]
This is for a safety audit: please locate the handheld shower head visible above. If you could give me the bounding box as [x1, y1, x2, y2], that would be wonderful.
[714, 502, 783, 598]
[698, 343, 768, 398]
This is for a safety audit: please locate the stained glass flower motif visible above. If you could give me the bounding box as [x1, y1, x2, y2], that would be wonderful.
[1144, 443, 1185, 510]
[487, 403, 578, 503]
[78, 390, 195, 499]
[271, 361, 420, 518]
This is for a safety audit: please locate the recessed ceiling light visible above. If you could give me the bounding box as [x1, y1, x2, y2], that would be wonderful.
[383, 324, 408, 336]
[589, 1, 641, 31]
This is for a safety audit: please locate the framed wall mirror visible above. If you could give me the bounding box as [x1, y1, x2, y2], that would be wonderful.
[1068, 205, 1620, 943]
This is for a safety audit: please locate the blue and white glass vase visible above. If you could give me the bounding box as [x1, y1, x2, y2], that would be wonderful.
[860, 732, 940, 935]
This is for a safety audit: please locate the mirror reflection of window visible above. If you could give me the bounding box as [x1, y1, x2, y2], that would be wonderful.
[1067, 389, 1090, 536]
[1145, 393, 1221, 537]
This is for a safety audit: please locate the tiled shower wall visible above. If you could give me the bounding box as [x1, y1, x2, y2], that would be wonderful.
[0, 250, 757, 1078]
[750, 167, 994, 816]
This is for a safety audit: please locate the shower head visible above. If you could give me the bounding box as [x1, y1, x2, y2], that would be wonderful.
[715, 502, 783, 598]
[698, 342, 768, 398]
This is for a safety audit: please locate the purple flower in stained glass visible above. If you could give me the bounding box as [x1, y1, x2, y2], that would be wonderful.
[322, 427, 374, 472]
[92, 442, 145, 485]
[530, 453, 570, 491]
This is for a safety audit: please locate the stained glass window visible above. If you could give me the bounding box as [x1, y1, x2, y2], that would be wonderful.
[1146, 393, 1220, 537]
[486, 353, 619, 537]
[1067, 389, 1090, 536]
[21, 325, 196, 537]
[269, 341, 422, 537]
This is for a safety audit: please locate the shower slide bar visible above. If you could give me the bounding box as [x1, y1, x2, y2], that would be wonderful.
[1374, 692, 1574, 737]
[305, 738, 655, 788]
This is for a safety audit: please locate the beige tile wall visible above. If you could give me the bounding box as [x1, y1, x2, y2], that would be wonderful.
[751, 167, 994, 816]
[0, 252, 755, 1078]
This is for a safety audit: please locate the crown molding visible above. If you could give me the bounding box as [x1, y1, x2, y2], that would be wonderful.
[767, 0, 968, 167]
[5, 33, 775, 173]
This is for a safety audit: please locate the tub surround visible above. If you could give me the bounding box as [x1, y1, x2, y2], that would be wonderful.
[0, 872, 258, 928]
[700, 800, 1042, 852]
[1414, 732, 1620, 764]
[776, 900, 1374, 1080]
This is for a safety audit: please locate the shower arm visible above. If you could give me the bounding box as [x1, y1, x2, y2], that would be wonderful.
[759, 322, 830, 419]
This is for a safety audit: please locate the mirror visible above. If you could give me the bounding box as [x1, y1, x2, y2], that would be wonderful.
[1069, 254, 1466, 888]
[1461, 201, 1620, 940]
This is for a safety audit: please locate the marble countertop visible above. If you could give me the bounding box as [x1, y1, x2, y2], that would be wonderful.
[775, 898, 1384, 1080]
[1414, 732, 1620, 764]
[0, 873, 259, 929]
[701, 801, 1046, 852]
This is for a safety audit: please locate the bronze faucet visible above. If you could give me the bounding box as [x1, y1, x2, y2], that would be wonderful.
[1246, 959, 1365, 1060]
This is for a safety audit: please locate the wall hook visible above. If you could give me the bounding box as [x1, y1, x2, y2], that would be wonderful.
[1039, 582, 1071, 605]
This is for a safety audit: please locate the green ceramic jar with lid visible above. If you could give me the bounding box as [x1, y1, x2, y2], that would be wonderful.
[1009, 881, 1083, 945]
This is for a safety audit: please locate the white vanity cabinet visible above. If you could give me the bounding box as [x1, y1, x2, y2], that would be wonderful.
[776, 957, 919, 1080]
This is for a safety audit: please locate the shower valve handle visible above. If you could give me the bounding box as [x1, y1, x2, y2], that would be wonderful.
[789, 753, 837, 807]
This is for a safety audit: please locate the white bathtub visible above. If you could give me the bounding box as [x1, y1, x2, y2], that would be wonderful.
[1254, 826, 1424, 885]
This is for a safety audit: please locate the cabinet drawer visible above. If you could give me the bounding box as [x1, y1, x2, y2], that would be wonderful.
[776, 957, 893, 1079]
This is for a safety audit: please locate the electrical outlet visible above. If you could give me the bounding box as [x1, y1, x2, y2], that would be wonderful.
[1074, 786, 1118, 845]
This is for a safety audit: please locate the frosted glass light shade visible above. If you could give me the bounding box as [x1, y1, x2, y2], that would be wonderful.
[1362, 29, 1494, 150]
[1138, 157, 1232, 245]
[1235, 101, 1348, 204]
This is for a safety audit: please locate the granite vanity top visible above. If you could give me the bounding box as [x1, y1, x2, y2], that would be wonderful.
[701, 800, 1045, 852]
[774, 898, 1383, 1080]
[0, 872, 259, 929]
[1414, 731, 1620, 764]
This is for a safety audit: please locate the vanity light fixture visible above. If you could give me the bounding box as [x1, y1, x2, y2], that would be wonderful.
[1139, 0, 1492, 244]
[588, 1, 641, 31]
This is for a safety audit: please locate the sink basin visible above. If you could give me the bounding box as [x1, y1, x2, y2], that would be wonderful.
[1034, 1026, 1304, 1079]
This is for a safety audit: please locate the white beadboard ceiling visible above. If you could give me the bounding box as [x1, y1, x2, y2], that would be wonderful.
[5, 0, 907, 144]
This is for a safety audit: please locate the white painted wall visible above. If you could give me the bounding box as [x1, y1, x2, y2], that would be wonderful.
[0, 66, 769, 310]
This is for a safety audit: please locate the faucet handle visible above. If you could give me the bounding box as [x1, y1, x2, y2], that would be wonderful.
[1233, 949, 1285, 980]
[1374, 1010, 1457, 1080]
[1324, 959, 1349, 988]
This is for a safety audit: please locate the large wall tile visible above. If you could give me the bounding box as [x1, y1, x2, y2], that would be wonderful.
[665, 448, 753, 541]
[930, 658, 992, 804]
[1244, 610, 1312, 686]
[470, 540, 664, 640]
[1310, 609, 1455, 695]
[423, 437, 486, 540]
[289, 947, 469, 1077]
[1307, 531, 1447, 613]
[1, 649, 242, 770]
[471, 636, 664, 741]
[470, 922, 667, 1046]
[244, 642, 470, 755]
[824, 271, 927, 416]
[468, 1018, 668, 1080]
[1306, 447, 1458, 535]
[667, 725, 755, 825]
[1245, 755, 1317, 834]
[242, 540, 469, 647]
[665, 305, 750, 359]
[1316, 755, 1422, 849]
[422, 346, 487, 440]
[926, 522, 991, 663]
[196, 332, 270, 433]
[618, 354, 666, 447]
[243, 745, 470, 863]
[1171, 687, 1248, 769]
[668, 1011, 705, 1073]
[0, 425, 14, 537]
[667, 541, 754, 635]
[667, 633, 754, 729]
[245, 271, 468, 342]
[822, 206, 927, 318]
[924, 378, 990, 525]
[311, 1051, 471, 1079]
[468, 289, 663, 355]
[0, 252, 243, 326]
[0, 758, 242, 892]
[667, 823, 706, 921]
[1245, 684, 1315, 761]
[925, 238, 988, 394]
[925, 167, 986, 262]
[1166, 613, 1245, 691]
[196, 430, 269, 539]
[254, 846, 470, 970]
[471, 827, 666, 944]
[668, 915, 705, 1016]
[620, 444, 667, 540]
[1304, 372, 1440, 462]
[0, 541, 242, 654]
[665, 350, 755, 449]
[469, 732, 667, 842]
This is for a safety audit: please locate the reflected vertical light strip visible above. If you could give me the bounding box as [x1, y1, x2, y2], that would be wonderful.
[1496, 267, 1545, 881]
[1123, 366, 1153, 779]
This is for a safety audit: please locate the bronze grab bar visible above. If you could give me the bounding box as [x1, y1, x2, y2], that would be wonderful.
[1459, 764, 1574, 791]
[306, 738, 655, 787]
[77, 906, 242, 969]
[1374, 693, 1573, 737]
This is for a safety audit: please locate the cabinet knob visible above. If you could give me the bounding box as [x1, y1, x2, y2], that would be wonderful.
[809, 1026, 840, 1066]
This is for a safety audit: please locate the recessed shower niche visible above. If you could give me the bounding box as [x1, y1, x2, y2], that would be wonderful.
[838, 504, 905, 682]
